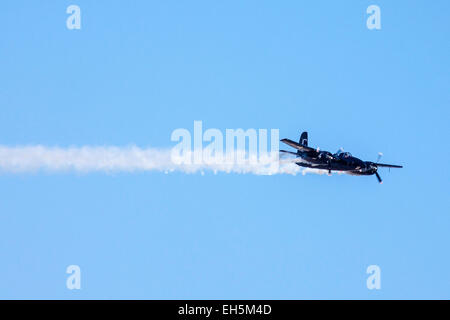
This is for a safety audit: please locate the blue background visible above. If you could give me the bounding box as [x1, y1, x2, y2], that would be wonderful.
[0, 1, 449, 298]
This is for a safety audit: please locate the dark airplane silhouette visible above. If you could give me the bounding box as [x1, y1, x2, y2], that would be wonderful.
[280, 132, 402, 183]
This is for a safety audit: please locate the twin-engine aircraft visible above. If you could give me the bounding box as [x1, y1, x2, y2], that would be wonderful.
[280, 132, 402, 183]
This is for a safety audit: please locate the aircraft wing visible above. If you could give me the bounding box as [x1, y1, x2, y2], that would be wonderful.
[375, 163, 403, 168]
[280, 139, 317, 153]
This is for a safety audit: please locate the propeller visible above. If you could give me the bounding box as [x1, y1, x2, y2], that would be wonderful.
[376, 152, 383, 163]
[375, 171, 382, 184]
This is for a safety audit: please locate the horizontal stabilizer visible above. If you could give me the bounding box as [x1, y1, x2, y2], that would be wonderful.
[280, 139, 316, 153]
[280, 149, 299, 156]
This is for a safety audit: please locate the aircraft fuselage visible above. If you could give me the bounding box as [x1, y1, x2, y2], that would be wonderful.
[280, 131, 402, 183]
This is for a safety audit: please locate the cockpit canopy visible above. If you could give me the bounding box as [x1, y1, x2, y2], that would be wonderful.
[335, 150, 352, 158]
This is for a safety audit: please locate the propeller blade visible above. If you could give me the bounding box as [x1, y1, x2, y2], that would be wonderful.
[376, 152, 383, 162]
[375, 171, 382, 184]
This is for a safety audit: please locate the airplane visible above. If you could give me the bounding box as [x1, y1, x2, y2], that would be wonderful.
[280, 132, 403, 183]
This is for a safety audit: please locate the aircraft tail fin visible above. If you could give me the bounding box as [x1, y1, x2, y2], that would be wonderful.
[299, 132, 308, 147]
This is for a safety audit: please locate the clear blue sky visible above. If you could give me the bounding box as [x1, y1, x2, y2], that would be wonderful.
[0, 1, 449, 299]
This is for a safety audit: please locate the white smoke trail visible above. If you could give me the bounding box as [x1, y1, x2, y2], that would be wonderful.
[0, 145, 329, 175]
